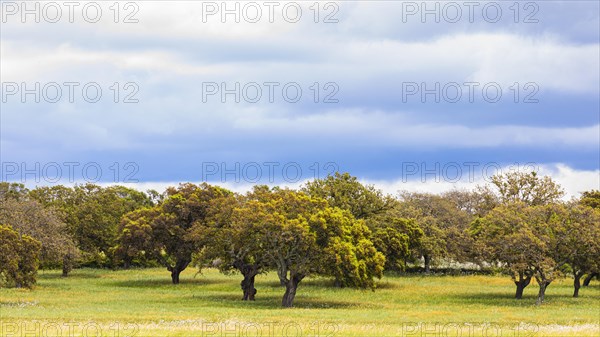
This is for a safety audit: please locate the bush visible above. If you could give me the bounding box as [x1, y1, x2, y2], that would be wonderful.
[0, 224, 42, 288]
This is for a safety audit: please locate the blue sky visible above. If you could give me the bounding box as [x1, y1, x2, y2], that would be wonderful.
[1, 1, 599, 196]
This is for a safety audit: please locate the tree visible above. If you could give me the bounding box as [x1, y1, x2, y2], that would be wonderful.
[471, 204, 534, 299]
[472, 202, 568, 304]
[29, 184, 152, 267]
[116, 183, 232, 284]
[0, 198, 79, 276]
[303, 172, 392, 220]
[397, 192, 473, 272]
[0, 224, 41, 288]
[113, 207, 157, 269]
[315, 208, 386, 289]
[368, 216, 423, 271]
[579, 190, 600, 209]
[443, 188, 498, 219]
[191, 189, 269, 300]
[0, 182, 29, 201]
[304, 173, 419, 273]
[488, 171, 564, 206]
[529, 204, 569, 305]
[580, 191, 600, 287]
[471, 172, 568, 302]
[252, 188, 385, 307]
[560, 203, 600, 297]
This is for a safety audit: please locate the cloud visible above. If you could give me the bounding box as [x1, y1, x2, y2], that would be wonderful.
[364, 163, 600, 199]
[1, 1, 597, 186]
[231, 109, 599, 149]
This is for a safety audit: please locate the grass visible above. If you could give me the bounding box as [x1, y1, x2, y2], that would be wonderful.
[1, 268, 599, 336]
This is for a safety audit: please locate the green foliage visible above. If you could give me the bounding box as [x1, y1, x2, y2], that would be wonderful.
[489, 171, 564, 206]
[579, 190, 600, 209]
[311, 207, 385, 289]
[115, 183, 232, 283]
[29, 184, 153, 267]
[0, 224, 41, 288]
[0, 198, 78, 270]
[2, 171, 593, 309]
[112, 207, 157, 268]
[304, 173, 422, 274]
[194, 188, 268, 275]
[0, 182, 30, 201]
[212, 187, 386, 306]
[397, 191, 474, 268]
[472, 202, 571, 304]
[303, 172, 392, 219]
[560, 204, 600, 278]
[370, 218, 421, 271]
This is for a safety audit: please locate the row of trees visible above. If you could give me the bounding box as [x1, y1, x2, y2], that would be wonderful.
[0, 183, 154, 272]
[1, 172, 598, 307]
[114, 184, 385, 306]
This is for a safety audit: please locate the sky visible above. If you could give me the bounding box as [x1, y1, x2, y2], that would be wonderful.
[1, 0, 599, 197]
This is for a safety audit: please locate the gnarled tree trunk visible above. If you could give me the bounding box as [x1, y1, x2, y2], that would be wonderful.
[583, 272, 598, 287]
[241, 274, 257, 301]
[535, 278, 551, 305]
[168, 258, 191, 284]
[423, 255, 431, 274]
[62, 253, 73, 277]
[236, 262, 259, 301]
[514, 271, 532, 299]
[536, 282, 549, 305]
[573, 271, 585, 297]
[282, 273, 304, 308]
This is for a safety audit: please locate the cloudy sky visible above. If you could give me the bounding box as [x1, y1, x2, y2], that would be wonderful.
[1, 1, 598, 196]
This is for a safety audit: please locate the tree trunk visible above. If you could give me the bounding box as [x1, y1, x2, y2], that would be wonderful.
[282, 273, 304, 308]
[237, 263, 259, 301]
[168, 258, 190, 285]
[514, 272, 532, 299]
[573, 272, 582, 298]
[536, 280, 550, 305]
[515, 282, 525, 299]
[62, 253, 72, 277]
[424, 255, 431, 274]
[583, 272, 598, 287]
[171, 269, 181, 284]
[241, 274, 257, 301]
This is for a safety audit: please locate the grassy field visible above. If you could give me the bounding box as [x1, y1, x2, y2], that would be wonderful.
[1, 268, 599, 336]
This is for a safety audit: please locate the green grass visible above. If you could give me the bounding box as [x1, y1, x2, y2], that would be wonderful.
[1, 268, 599, 336]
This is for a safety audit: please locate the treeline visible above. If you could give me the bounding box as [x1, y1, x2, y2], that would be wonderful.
[0, 172, 598, 307]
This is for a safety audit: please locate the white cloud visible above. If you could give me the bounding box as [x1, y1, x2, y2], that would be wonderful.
[0, 41, 227, 82]
[1, 1, 597, 189]
[3, 18, 598, 95]
[365, 163, 600, 199]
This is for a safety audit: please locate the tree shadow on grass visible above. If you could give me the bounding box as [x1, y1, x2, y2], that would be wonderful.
[110, 277, 223, 288]
[39, 271, 100, 280]
[261, 280, 335, 288]
[374, 281, 401, 289]
[300, 278, 338, 288]
[195, 293, 360, 310]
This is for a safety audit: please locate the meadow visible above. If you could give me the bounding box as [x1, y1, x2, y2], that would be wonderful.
[1, 268, 598, 336]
